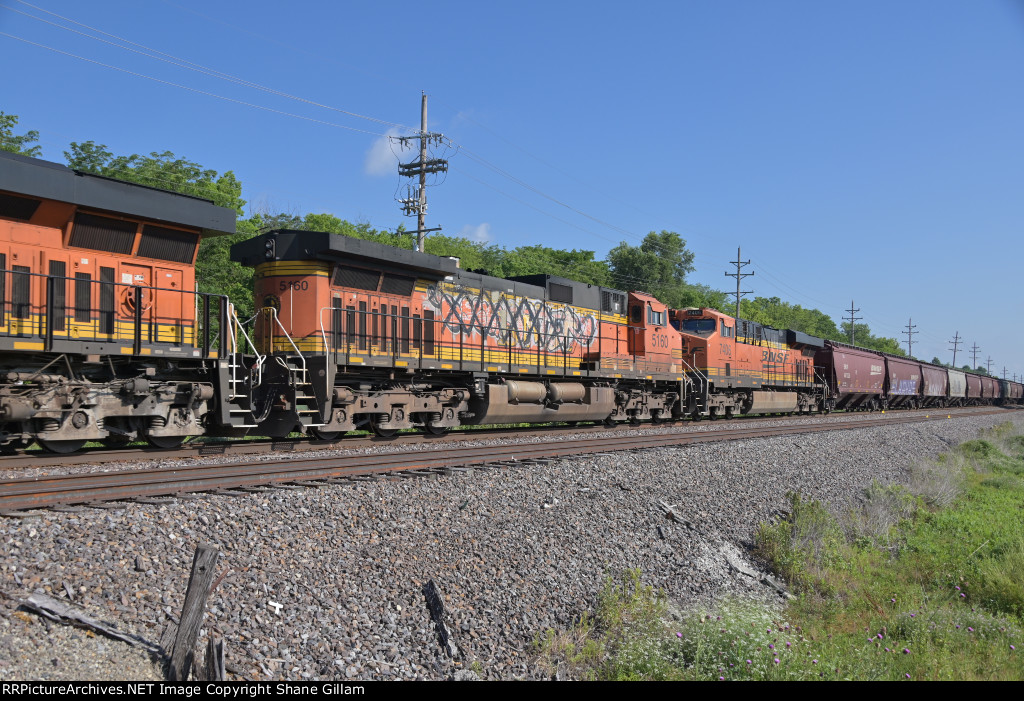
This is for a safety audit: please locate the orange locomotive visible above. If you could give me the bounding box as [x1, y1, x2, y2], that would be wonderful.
[231, 230, 694, 437]
[0, 151, 246, 452]
[670, 307, 827, 419]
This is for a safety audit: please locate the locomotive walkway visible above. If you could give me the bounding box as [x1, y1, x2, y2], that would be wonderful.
[0, 408, 1010, 513]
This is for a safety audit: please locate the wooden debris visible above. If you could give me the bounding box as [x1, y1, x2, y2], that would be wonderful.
[201, 637, 226, 681]
[422, 580, 462, 660]
[169, 543, 221, 681]
[22, 592, 159, 652]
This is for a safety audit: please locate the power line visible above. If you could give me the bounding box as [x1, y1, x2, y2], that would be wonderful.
[0, 32, 389, 137]
[2, 1, 414, 131]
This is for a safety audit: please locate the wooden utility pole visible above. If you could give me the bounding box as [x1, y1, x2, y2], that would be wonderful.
[724, 247, 753, 320]
[970, 343, 981, 371]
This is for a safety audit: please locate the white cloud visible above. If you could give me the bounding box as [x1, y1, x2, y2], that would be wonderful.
[459, 222, 493, 244]
[364, 128, 404, 177]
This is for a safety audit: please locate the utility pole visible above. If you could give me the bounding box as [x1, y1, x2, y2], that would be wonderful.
[724, 247, 754, 320]
[394, 92, 449, 252]
[970, 343, 981, 371]
[986, 356, 993, 374]
[844, 300, 862, 345]
[1003, 367, 1008, 380]
[902, 318, 917, 357]
[949, 331, 962, 367]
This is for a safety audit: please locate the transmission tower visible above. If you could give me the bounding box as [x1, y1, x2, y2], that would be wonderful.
[724, 247, 754, 320]
[970, 343, 981, 371]
[902, 318, 917, 357]
[949, 331, 962, 367]
[844, 300, 862, 345]
[393, 92, 449, 252]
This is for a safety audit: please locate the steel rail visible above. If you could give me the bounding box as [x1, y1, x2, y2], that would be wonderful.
[0, 411, 995, 513]
[0, 406, 1007, 470]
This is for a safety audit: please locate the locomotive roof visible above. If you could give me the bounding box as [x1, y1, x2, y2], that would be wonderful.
[0, 151, 236, 237]
[232, 230, 461, 278]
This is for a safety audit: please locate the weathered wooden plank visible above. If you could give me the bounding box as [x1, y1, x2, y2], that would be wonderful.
[169, 543, 220, 682]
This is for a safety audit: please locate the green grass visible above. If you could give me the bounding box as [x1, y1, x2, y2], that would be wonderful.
[532, 421, 1024, 680]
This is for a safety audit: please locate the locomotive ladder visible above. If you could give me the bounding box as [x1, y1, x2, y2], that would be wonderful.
[263, 307, 326, 428]
[679, 356, 709, 415]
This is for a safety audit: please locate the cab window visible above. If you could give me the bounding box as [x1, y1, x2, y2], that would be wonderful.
[681, 319, 716, 335]
[721, 321, 733, 338]
[647, 303, 665, 326]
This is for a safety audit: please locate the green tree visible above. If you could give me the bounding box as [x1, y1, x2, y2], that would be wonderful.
[606, 231, 696, 306]
[486, 244, 612, 286]
[64, 141, 245, 214]
[0, 112, 41, 157]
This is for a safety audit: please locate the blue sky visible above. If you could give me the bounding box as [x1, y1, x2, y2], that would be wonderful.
[2, 0, 1023, 377]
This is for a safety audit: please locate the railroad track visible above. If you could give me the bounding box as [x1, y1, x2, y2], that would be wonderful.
[0, 405, 1007, 470]
[0, 409, 1009, 513]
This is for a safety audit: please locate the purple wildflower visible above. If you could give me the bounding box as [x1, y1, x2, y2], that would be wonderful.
[1010, 645, 1015, 651]
[677, 632, 682, 638]
[956, 586, 961, 591]
[905, 674, 911, 679]
[774, 658, 780, 664]
[812, 660, 817, 664]
[719, 677, 724, 681]
[768, 644, 774, 650]
[902, 648, 910, 654]
[746, 660, 752, 665]
[968, 627, 974, 632]
[877, 634, 883, 639]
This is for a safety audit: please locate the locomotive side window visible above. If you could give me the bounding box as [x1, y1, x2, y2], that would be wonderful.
[332, 295, 343, 352]
[0, 253, 5, 325]
[358, 301, 367, 351]
[721, 322, 733, 338]
[99, 267, 115, 335]
[401, 306, 411, 353]
[69, 213, 136, 254]
[424, 309, 435, 355]
[647, 304, 665, 326]
[12, 266, 30, 319]
[74, 273, 92, 323]
[390, 305, 398, 353]
[49, 260, 66, 332]
[630, 306, 642, 323]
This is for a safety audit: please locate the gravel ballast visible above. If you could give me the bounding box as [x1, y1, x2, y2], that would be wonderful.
[1, 410, 1020, 681]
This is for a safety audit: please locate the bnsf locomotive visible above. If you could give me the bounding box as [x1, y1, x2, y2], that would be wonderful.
[0, 151, 1020, 452]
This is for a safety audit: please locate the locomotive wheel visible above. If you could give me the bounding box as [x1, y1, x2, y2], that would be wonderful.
[423, 422, 450, 436]
[146, 435, 186, 450]
[369, 417, 398, 438]
[38, 439, 87, 454]
[603, 416, 617, 428]
[650, 411, 664, 425]
[311, 428, 344, 441]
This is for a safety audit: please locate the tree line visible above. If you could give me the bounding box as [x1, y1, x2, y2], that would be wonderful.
[3, 112, 913, 356]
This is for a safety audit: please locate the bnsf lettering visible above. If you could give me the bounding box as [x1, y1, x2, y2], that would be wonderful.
[760, 350, 788, 363]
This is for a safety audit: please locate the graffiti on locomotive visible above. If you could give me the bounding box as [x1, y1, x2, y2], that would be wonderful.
[425, 283, 597, 353]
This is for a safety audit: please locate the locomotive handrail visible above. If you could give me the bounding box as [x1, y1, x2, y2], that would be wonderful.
[229, 303, 265, 388]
